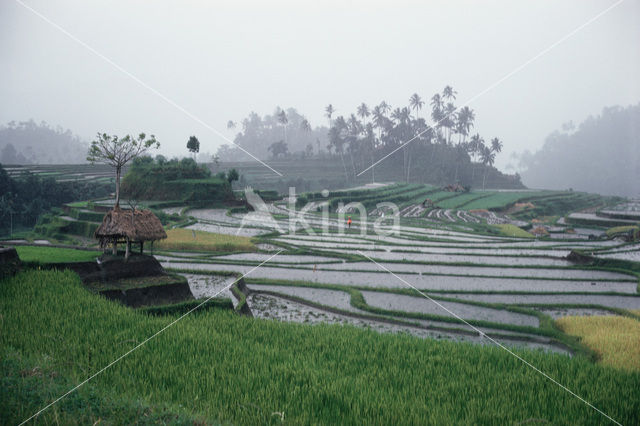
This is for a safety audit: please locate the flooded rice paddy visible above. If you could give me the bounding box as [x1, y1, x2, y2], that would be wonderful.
[162, 201, 639, 354]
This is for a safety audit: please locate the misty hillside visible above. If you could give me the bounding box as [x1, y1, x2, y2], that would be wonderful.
[217, 107, 328, 161]
[0, 120, 89, 164]
[520, 103, 640, 197]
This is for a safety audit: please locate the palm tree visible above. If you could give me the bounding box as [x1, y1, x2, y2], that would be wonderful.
[443, 102, 457, 145]
[364, 122, 376, 183]
[347, 114, 363, 176]
[490, 137, 503, 154]
[371, 105, 386, 175]
[480, 145, 496, 190]
[443, 85, 457, 102]
[300, 117, 312, 133]
[378, 101, 391, 115]
[325, 104, 335, 129]
[430, 94, 444, 142]
[330, 116, 349, 181]
[357, 103, 370, 130]
[469, 133, 485, 184]
[456, 106, 475, 144]
[277, 109, 288, 145]
[409, 93, 424, 119]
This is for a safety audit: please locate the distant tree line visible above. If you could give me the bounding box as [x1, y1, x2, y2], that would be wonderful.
[0, 164, 111, 235]
[220, 87, 519, 188]
[519, 103, 640, 196]
[0, 120, 89, 164]
[218, 108, 328, 161]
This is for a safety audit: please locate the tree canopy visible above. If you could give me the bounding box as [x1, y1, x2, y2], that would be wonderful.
[87, 133, 159, 207]
[187, 136, 200, 158]
[519, 103, 640, 196]
[218, 87, 520, 188]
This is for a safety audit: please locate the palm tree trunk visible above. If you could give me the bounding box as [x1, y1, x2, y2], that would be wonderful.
[371, 141, 376, 183]
[340, 152, 348, 182]
[403, 147, 408, 182]
[349, 150, 356, 180]
[125, 237, 131, 260]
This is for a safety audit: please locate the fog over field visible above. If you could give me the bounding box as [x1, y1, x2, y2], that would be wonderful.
[1, 1, 638, 187]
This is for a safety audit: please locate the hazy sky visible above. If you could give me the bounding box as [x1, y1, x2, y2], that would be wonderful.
[1, 0, 639, 172]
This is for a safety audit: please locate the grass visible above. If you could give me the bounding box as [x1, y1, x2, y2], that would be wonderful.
[493, 224, 534, 238]
[1, 269, 640, 424]
[15, 246, 101, 264]
[462, 191, 553, 210]
[155, 228, 255, 252]
[606, 225, 639, 238]
[556, 315, 640, 372]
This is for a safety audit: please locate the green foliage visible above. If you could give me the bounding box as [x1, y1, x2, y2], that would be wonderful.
[512, 192, 616, 220]
[15, 246, 100, 263]
[606, 226, 640, 238]
[33, 215, 98, 240]
[1, 270, 639, 424]
[186, 135, 200, 155]
[0, 164, 110, 234]
[494, 224, 534, 238]
[226, 168, 239, 184]
[87, 133, 159, 166]
[121, 156, 233, 202]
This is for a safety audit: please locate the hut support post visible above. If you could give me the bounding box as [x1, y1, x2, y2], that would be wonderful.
[112, 241, 117, 255]
[140, 241, 144, 254]
[125, 237, 131, 260]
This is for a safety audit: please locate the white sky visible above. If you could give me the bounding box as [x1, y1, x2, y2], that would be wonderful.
[1, 0, 639, 172]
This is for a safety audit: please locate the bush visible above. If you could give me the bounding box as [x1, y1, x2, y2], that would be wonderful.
[121, 156, 233, 202]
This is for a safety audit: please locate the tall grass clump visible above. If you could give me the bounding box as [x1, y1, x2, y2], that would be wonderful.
[556, 315, 640, 372]
[155, 228, 255, 252]
[1, 270, 639, 424]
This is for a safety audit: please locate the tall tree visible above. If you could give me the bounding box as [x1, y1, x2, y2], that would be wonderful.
[226, 120, 236, 130]
[300, 117, 312, 133]
[409, 93, 424, 119]
[357, 103, 370, 131]
[480, 145, 496, 190]
[378, 101, 391, 115]
[187, 135, 200, 161]
[443, 85, 457, 102]
[490, 137, 503, 154]
[329, 116, 349, 181]
[443, 102, 457, 145]
[87, 133, 159, 208]
[277, 109, 288, 145]
[325, 104, 335, 129]
[456, 106, 475, 145]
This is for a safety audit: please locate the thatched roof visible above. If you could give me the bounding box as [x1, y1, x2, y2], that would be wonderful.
[95, 207, 167, 244]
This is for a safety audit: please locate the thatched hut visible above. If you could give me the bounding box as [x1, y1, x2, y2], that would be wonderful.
[95, 207, 167, 259]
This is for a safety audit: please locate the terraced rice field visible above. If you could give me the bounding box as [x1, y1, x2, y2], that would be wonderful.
[161, 191, 640, 357]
